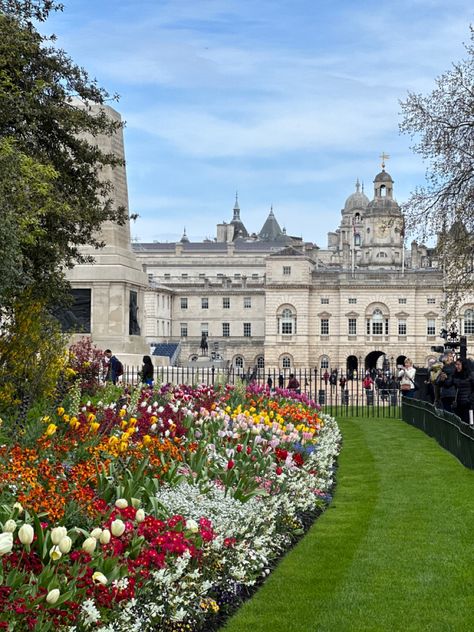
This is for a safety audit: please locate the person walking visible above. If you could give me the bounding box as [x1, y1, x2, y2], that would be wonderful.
[140, 355, 154, 386]
[398, 358, 417, 399]
[104, 349, 123, 385]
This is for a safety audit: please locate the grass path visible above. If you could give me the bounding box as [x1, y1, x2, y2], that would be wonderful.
[222, 416, 474, 632]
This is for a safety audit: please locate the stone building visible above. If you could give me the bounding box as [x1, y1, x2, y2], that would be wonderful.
[133, 164, 473, 372]
[65, 106, 473, 370]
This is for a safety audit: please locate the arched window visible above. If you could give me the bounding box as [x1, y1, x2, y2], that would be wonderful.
[281, 355, 292, 369]
[234, 356, 244, 369]
[277, 306, 297, 334]
[320, 356, 329, 369]
[354, 233, 361, 246]
[367, 308, 388, 335]
[464, 309, 474, 335]
[256, 355, 265, 369]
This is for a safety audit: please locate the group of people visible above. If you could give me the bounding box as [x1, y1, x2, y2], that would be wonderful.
[427, 352, 474, 424]
[102, 350, 154, 387]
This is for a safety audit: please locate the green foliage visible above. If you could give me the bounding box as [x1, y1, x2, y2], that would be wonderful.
[0, 290, 66, 423]
[0, 2, 127, 312]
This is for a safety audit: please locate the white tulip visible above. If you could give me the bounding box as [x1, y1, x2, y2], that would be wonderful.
[99, 529, 111, 544]
[58, 536, 72, 554]
[90, 528, 102, 540]
[82, 537, 97, 554]
[92, 571, 107, 585]
[131, 498, 141, 508]
[185, 519, 199, 533]
[49, 545, 62, 561]
[135, 509, 145, 523]
[115, 498, 128, 509]
[110, 519, 125, 537]
[12, 502, 23, 515]
[3, 520, 16, 533]
[46, 589, 60, 604]
[0, 532, 13, 555]
[18, 524, 34, 545]
[50, 526, 68, 545]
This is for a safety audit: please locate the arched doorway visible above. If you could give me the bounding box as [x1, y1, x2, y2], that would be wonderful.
[365, 350, 385, 372]
[346, 355, 358, 377]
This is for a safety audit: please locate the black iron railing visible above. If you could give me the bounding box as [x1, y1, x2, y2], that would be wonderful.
[401, 398, 474, 469]
[122, 366, 402, 418]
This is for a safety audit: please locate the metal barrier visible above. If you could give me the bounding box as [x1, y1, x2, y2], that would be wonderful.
[402, 399, 474, 469]
[122, 366, 402, 418]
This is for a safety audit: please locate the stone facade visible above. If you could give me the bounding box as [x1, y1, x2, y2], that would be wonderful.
[132, 166, 473, 371]
[66, 115, 473, 369]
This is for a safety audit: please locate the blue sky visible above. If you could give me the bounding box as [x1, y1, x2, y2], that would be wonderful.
[46, 0, 473, 245]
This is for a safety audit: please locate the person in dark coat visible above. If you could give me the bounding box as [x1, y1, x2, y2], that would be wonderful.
[278, 374, 284, 389]
[140, 355, 154, 386]
[287, 373, 300, 391]
[444, 358, 474, 424]
[435, 352, 456, 412]
[104, 349, 121, 385]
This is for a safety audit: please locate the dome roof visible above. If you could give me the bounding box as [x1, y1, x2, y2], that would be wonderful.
[374, 169, 393, 183]
[344, 179, 369, 212]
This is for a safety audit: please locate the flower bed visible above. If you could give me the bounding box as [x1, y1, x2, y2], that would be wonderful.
[0, 381, 340, 631]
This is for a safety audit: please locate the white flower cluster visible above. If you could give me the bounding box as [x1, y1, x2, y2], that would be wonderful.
[87, 411, 341, 632]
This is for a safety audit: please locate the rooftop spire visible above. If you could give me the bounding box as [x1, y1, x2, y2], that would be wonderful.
[232, 192, 240, 221]
[355, 178, 360, 193]
[180, 227, 189, 243]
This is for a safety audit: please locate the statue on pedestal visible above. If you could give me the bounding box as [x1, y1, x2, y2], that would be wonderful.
[200, 333, 208, 356]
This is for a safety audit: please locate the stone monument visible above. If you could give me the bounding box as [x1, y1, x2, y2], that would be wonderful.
[66, 103, 149, 355]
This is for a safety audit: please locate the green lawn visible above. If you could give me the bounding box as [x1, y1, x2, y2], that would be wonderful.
[222, 416, 474, 632]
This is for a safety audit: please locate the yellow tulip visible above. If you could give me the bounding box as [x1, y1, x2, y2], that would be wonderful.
[45, 424, 57, 436]
[56, 407, 65, 416]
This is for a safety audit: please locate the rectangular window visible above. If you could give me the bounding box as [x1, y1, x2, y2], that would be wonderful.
[180, 323, 188, 337]
[201, 322, 209, 336]
[321, 319, 329, 335]
[398, 298, 407, 304]
[180, 297, 188, 309]
[321, 297, 329, 304]
[282, 321, 293, 334]
[283, 266, 291, 276]
[348, 298, 357, 304]
[398, 320, 407, 335]
[252, 273, 259, 279]
[234, 273, 241, 279]
[427, 319, 436, 336]
[348, 318, 357, 335]
[385, 319, 389, 335]
[373, 322, 383, 335]
[243, 322, 252, 337]
[244, 297, 252, 308]
[223, 297, 230, 309]
[181, 273, 188, 279]
[464, 318, 474, 335]
[164, 273, 171, 280]
[427, 298, 436, 304]
[217, 273, 223, 278]
[198, 273, 206, 279]
[201, 297, 209, 309]
[222, 322, 230, 337]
